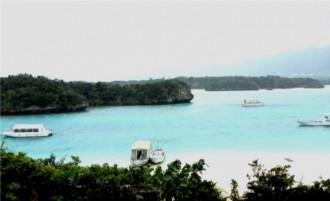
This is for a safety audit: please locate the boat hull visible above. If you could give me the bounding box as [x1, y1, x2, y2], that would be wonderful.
[242, 100, 264, 107]
[2, 124, 52, 138]
[131, 159, 149, 167]
[297, 120, 330, 126]
[2, 131, 52, 137]
[150, 155, 165, 164]
[242, 103, 264, 107]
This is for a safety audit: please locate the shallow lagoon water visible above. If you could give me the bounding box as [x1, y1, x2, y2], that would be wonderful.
[1, 87, 330, 166]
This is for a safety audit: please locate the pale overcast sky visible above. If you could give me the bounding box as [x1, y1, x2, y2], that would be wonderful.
[1, 1, 330, 81]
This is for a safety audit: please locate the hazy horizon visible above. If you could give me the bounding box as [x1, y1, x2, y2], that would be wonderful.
[2, 1, 330, 82]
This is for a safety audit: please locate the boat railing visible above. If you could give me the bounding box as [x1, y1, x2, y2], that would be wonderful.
[152, 148, 165, 156]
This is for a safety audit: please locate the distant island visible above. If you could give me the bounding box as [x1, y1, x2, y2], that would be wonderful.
[1, 74, 324, 115]
[0, 74, 193, 115]
[107, 76, 324, 91]
[317, 77, 330, 85]
[177, 76, 324, 91]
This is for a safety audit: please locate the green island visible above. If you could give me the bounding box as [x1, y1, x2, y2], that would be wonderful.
[317, 77, 330, 85]
[177, 76, 324, 91]
[0, 74, 325, 115]
[1, 146, 329, 201]
[0, 74, 193, 115]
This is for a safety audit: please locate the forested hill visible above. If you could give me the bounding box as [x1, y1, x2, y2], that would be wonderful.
[69, 78, 193, 106]
[0, 74, 193, 115]
[1, 74, 88, 115]
[177, 76, 324, 91]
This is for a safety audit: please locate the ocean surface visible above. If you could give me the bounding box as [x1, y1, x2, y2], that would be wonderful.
[1, 86, 330, 166]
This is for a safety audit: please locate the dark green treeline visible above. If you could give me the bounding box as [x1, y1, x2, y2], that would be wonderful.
[177, 76, 324, 91]
[0, 74, 193, 115]
[1, 147, 329, 201]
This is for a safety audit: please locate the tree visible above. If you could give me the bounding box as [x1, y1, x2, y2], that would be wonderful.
[242, 160, 298, 201]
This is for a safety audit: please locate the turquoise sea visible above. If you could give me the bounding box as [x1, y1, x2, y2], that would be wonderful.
[1, 86, 330, 166]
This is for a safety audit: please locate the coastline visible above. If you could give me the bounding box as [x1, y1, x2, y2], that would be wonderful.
[80, 150, 330, 195]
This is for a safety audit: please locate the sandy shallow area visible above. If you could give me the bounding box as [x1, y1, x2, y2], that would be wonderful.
[81, 151, 330, 195]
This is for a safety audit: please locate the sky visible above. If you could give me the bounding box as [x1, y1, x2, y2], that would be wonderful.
[1, 1, 330, 82]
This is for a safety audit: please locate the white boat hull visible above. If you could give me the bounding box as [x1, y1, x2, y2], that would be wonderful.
[150, 155, 165, 164]
[297, 120, 330, 126]
[2, 132, 52, 137]
[242, 100, 264, 107]
[242, 103, 264, 107]
[131, 159, 150, 167]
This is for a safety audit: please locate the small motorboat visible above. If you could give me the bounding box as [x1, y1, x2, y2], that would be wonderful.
[297, 114, 330, 127]
[150, 146, 165, 164]
[2, 124, 52, 137]
[242, 99, 264, 107]
[130, 140, 152, 166]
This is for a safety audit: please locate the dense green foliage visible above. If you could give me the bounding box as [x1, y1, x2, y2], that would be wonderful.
[240, 160, 330, 201]
[1, 74, 87, 115]
[1, 147, 330, 201]
[177, 76, 324, 91]
[69, 79, 193, 106]
[0, 75, 193, 115]
[1, 147, 225, 201]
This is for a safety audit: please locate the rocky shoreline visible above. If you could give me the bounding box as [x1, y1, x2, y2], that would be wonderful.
[1, 102, 89, 115]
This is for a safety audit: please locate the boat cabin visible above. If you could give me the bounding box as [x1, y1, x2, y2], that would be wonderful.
[131, 140, 153, 165]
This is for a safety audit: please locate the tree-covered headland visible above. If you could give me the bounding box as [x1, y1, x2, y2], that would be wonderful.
[1, 147, 329, 201]
[69, 78, 193, 106]
[177, 76, 324, 91]
[0, 74, 194, 115]
[1, 74, 88, 115]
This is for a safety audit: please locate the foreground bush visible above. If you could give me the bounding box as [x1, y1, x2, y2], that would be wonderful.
[0, 147, 225, 201]
[239, 160, 330, 201]
[1, 146, 329, 201]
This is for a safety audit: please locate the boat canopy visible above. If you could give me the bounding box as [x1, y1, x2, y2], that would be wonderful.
[131, 140, 152, 150]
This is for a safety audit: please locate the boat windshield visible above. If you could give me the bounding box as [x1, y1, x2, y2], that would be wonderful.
[132, 150, 148, 160]
[138, 150, 147, 160]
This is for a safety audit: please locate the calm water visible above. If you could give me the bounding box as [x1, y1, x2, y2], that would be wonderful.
[1, 87, 330, 165]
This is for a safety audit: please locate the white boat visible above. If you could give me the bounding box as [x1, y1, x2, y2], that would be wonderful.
[150, 146, 165, 164]
[130, 140, 153, 166]
[2, 124, 52, 137]
[297, 114, 330, 127]
[242, 99, 264, 107]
